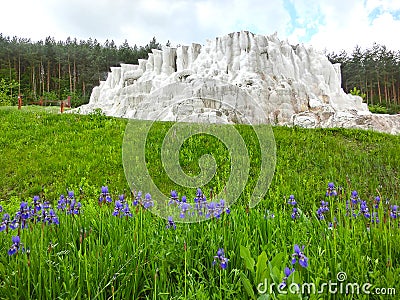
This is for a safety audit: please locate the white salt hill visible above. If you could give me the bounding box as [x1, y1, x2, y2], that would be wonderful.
[72, 31, 400, 134]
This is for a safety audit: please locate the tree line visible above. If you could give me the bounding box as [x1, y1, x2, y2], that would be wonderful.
[1, 33, 399, 113]
[327, 43, 400, 113]
[0, 34, 161, 106]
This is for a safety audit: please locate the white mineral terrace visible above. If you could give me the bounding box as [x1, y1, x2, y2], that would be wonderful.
[73, 31, 400, 134]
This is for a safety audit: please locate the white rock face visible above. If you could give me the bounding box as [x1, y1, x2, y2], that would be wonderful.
[73, 31, 400, 134]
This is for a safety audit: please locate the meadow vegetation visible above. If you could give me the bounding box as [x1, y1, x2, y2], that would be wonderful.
[0, 107, 399, 299]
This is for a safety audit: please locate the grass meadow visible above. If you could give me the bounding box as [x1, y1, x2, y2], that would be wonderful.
[0, 106, 399, 299]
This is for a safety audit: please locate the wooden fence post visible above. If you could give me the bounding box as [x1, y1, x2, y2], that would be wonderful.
[18, 95, 22, 110]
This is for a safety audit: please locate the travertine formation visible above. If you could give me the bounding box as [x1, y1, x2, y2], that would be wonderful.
[74, 31, 400, 134]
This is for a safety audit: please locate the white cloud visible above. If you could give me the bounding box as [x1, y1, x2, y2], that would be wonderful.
[306, 0, 400, 53]
[0, 0, 399, 53]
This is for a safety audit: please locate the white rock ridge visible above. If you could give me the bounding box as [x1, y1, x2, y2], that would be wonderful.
[73, 31, 400, 134]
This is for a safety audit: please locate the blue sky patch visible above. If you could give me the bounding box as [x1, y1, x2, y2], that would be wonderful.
[368, 6, 400, 24]
[283, 0, 324, 42]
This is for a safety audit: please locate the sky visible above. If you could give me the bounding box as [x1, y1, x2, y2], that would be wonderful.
[1, 0, 400, 53]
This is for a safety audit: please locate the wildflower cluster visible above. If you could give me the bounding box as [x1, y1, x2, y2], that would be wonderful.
[132, 191, 154, 209]
[345, 190, 382, 223]
[97, 187, 154, 218]
[2, 196, 62, 232]
[212, 248, 228, 269]
[1, 195, 69, 256]
[112, 195, 132, 217]
[168, 189, 230, 220]
[321, 183, 394, 228]
[58, 191, 81, 215]
[346, 190, 361, 217]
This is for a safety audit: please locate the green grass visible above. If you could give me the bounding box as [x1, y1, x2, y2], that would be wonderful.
[0, 107, 399, 299]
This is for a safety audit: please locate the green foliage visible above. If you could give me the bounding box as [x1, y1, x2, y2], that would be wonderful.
[42, 91, 59, 101]
[0, 78, 19, 106]
[0, 108, 399, 299]
[368, 104, 388, 114]
[327, 43, 400, 109]
[349, 87, 366, 99]
[0, 33, 163, 106]
[240, 248, 307, 299]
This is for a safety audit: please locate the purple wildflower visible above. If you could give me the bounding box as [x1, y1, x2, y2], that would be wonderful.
[57, 195, 66, 211]
[122, 203, 132, 217]
[351, 191, 359, 205]
[194, 188, 207, 214]
[166, 216, 176, 230]
[133, 191, 142, 206]
[68, 200, 81, 215]
[288, 195, 297, 206]
[45, 209, 59, 225]
[0, 213, 10, 232]
[179, 202, 191, 218]
[32, 195, 42, 213]
[374, 196, 381, 209]
[213, 248, 228, 269]
[99, 186, 112, 204]
[291, 244, 308, 268]
[316, 200, 329, 220]
[112, 200, 123, 216]
[20, 202, 30, 220]
[279, 267, 295, 289]
[143, 193, 154, 209]
[390, 205, 398, 219]
[326, 182, 337, 197]
[8, 235, 21, 255]
[169, 190, 180, 206]
[288, 195, 299, 219]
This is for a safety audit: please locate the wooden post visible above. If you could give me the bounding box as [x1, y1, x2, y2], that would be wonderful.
[18, 95, 22, 110]
[60, 100, 64, 113]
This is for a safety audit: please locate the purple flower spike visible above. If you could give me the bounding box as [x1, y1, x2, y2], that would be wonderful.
[101, 186, 108, 194]
[326, 182, 337, 197]
[291, 244, 308, 268]
[143, 193, 154, 209]
[166, 216, 176, 230]
[8, 235, 21, 256]
[213, 248, 228, 269]
[279, 267, 295, 289]
[68, 190, 75, 198]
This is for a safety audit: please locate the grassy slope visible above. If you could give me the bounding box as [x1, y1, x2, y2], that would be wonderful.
[0, 106, 398, 206]
[0, 107, 399, 299]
